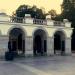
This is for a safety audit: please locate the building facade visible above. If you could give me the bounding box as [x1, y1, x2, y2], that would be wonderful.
[0, 13, 73, 57]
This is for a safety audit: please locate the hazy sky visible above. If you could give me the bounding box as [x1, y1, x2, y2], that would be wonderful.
[0, 0, 63, 15]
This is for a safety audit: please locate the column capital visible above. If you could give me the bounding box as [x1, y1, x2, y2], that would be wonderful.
[48, 37, 54, 39]
[65, 37, 72, 40]
[26, 36, 33, 38]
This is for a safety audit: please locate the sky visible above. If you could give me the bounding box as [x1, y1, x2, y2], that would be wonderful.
[0, 0, 63, 15]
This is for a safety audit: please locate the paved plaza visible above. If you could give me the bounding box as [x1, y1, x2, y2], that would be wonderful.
[0, 55, 75, 75]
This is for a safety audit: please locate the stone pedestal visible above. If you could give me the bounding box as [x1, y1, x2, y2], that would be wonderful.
[25, 37, 33, 56]
[47, 37, 54, 55]
[65, 38, 71, 55]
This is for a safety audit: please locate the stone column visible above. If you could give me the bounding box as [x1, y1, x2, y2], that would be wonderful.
[65, 38, 71, 55]
[25, 36, 33, 56]
[47, 37, 54, 55]
[0, 36, 9, 56]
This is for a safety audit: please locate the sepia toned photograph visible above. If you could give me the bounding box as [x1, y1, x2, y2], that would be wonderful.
[0, 0, 75, 75]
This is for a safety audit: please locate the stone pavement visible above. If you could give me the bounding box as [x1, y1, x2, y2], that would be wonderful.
[0, 56, 75, 75]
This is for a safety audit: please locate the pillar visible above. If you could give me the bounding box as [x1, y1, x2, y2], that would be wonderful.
[65, 38, 71, 55]
[25, 36, 33, 56]
[0, 36, 9, 56]
[47, 37, 54, 55]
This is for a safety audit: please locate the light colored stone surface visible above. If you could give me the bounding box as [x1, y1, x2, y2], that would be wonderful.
[0, 16, 73, 56]
[65, 38, 71, 55]
[0, 56, 75, 75]
[15, 56, 75, 75]
[25, 37, 33, 56]
[47, 37, 54, 55]
[0, 36, 8, 56]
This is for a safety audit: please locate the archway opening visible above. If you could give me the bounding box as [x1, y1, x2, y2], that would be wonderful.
[54, 31, 65, 55]
[33, 29, 47, 56]
[71, 29, 75, 53]
[8, 28, 25, 55]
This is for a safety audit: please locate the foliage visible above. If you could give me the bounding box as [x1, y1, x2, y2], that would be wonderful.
[48, 9, 57, 20]
[15, 5, 46, 19]
[54, 0, 75, 28]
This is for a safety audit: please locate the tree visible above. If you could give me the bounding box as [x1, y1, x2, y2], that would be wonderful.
[55, 0, 75, 26]
[16, 5, 30, 17]
[48, 9, 57, 20]
[15, 5, 46, 19]
[61, 0, 75, 51]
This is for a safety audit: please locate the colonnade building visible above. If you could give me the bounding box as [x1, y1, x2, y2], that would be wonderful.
[0, 13, 73, 57]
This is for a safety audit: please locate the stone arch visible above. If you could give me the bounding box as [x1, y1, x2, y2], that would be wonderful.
[8, 26, 27, 55]
[7, 25, 27, 37]
[54, 30, 66, 55]
[32, 27, 49, 38]
[33, 28, 48, 56]
[53, 29, 67, 38]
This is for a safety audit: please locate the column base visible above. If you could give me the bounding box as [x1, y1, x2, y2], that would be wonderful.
[25, 50, 33, 57]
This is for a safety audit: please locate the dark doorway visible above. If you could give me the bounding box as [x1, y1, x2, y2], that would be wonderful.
[54, 31, 65, 55]
[11, 40, 17, 52]
[9, 28, 25, 55]
[33, 29, 47, 56]
[34, 35, 42, 55]
[44, 40, 47, 53]
[71, 29, 75, 53]
[18, 34, 22, 51]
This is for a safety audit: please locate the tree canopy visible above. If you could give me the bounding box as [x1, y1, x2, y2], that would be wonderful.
[48, 9, 57, 20]
[15, 5, 46, 19]
[55, 0, 75, 28]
